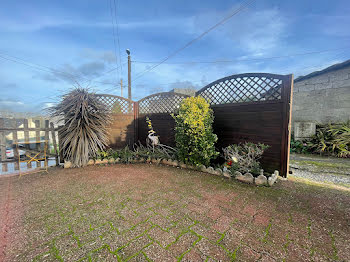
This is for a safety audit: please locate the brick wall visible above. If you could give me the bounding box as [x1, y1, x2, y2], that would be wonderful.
[292, 67, 350, 129]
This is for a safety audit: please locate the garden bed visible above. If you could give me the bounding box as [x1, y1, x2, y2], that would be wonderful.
[64, 158, 280, 187]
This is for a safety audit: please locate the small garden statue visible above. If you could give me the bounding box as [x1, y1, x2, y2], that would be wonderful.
[146, 117, 159, 147]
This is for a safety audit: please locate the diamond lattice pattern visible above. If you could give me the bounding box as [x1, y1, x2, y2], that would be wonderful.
[139, 93, 188, 114]
[197, 76, 283, 105]
[95, 95, 133, 114]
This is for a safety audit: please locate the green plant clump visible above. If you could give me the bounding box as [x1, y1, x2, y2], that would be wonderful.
[310, 123, 350, 157]
[290, 137, 311, 154]
[173, 96, 218, 166]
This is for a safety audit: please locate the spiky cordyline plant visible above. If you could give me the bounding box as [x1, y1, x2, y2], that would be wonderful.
[51, 88, 110, 167]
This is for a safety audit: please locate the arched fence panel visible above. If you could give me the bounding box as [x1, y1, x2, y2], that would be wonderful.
[196, 73, 293, 177]
[137, 92, 189, 146]
[95, 94, 136, 148]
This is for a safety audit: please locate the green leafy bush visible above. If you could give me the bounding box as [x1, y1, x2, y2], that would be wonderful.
[223, 142, 269, 175]
[173, 96, 218, 166]
[290, 137, 311, 154]
[308, 122, 350, 157]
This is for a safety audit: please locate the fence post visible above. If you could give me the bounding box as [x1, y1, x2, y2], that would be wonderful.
[50, 122, 59, 166]
[44, 120, 49, 168]
[280, 74, 294, 177]
[0, 118, 7, 172]
[133, 102, 139, 144]
[12, 119, 19, 171]
[35, 119, 41, 167]
[23, 118, 32, 168]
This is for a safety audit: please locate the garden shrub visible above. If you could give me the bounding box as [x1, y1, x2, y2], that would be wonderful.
[173, 96, 218, 166]
[308, 122, 350, 157]
[223, 142, 269, 175]
[50, 88, 110, 167]
[290, 137, 311, 154]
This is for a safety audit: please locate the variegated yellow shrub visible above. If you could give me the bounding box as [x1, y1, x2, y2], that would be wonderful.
[173, 96, 218, 166]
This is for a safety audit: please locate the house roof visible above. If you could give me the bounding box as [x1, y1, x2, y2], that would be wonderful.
[294, 59, 350, 83]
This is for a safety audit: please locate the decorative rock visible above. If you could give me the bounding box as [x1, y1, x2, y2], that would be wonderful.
[255, 175, 268, 186]
[95, 159, 102, 165]
[161, 159, 168, 165]
[87, 159, 94, 165]
[223, 171, 232, 179]
[167, 159, 173, 165]
[151, 158, 157, 164]
[236, 173, 254, 184]
[138, 158, 145, 163]
[206, 166, 215, 175]
[64, 161, 72, 168]
[171, 160, 178, 167]
[233, 171, 243, 178]
[214, 168, 223, 176]
[199, 165, 207, 172]
[101, 159, 109, 164]
[268, 172, 278, 186]
[155, 158, 162, 165]
[179, 162, 187, 169]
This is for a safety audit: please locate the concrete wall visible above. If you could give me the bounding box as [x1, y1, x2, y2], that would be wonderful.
[292, 67, 350, 129]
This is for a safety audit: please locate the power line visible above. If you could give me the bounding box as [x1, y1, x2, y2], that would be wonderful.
[0, 51, 124, 86]
[113, 0, 123, 77]
[131, 46, 350, 65]
[83, 61, 127, 84]
[109, 0, 120, 80]
[132, 0, 256, 82]
[0, 53, 80, 83]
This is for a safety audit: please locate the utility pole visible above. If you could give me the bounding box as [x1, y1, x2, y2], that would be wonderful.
[126, 49, 131, 101]
[120, 79, 123, 97]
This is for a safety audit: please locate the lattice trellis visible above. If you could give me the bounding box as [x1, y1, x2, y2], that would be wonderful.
[95, 94, 133, 114]
[196, 74, 284, 105]
[139, 92, 189, 114]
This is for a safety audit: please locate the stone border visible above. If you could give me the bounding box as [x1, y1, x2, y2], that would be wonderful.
[64, 158, 279, 186]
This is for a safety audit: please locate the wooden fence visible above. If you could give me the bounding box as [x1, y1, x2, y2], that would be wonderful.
[0, 118, 59, 173]
[97, 73, 293, 177]
[196, 73, 294, 176]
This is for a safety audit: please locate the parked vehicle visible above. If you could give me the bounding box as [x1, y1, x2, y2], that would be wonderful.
[6, 145, 26, 158]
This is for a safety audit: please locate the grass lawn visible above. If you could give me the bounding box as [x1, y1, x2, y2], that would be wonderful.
[0, 164, 349, 261]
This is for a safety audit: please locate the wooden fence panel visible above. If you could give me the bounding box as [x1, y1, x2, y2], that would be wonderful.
[138, 113, 177, 147]
[0, 118, 59, 173]
[95, 94, 135, 149]
[197, 73, 293, 177]
[137, 92, 189, 146]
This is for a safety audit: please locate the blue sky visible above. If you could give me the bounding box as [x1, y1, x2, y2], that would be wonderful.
[0, 0, 349, 113]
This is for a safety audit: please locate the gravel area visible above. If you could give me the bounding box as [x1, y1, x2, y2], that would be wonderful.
[290, 153, 350, 187]
[290, 168, 350, 186]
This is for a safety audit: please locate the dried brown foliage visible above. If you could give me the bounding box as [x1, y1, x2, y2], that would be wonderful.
[50, 88, 110, 167]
